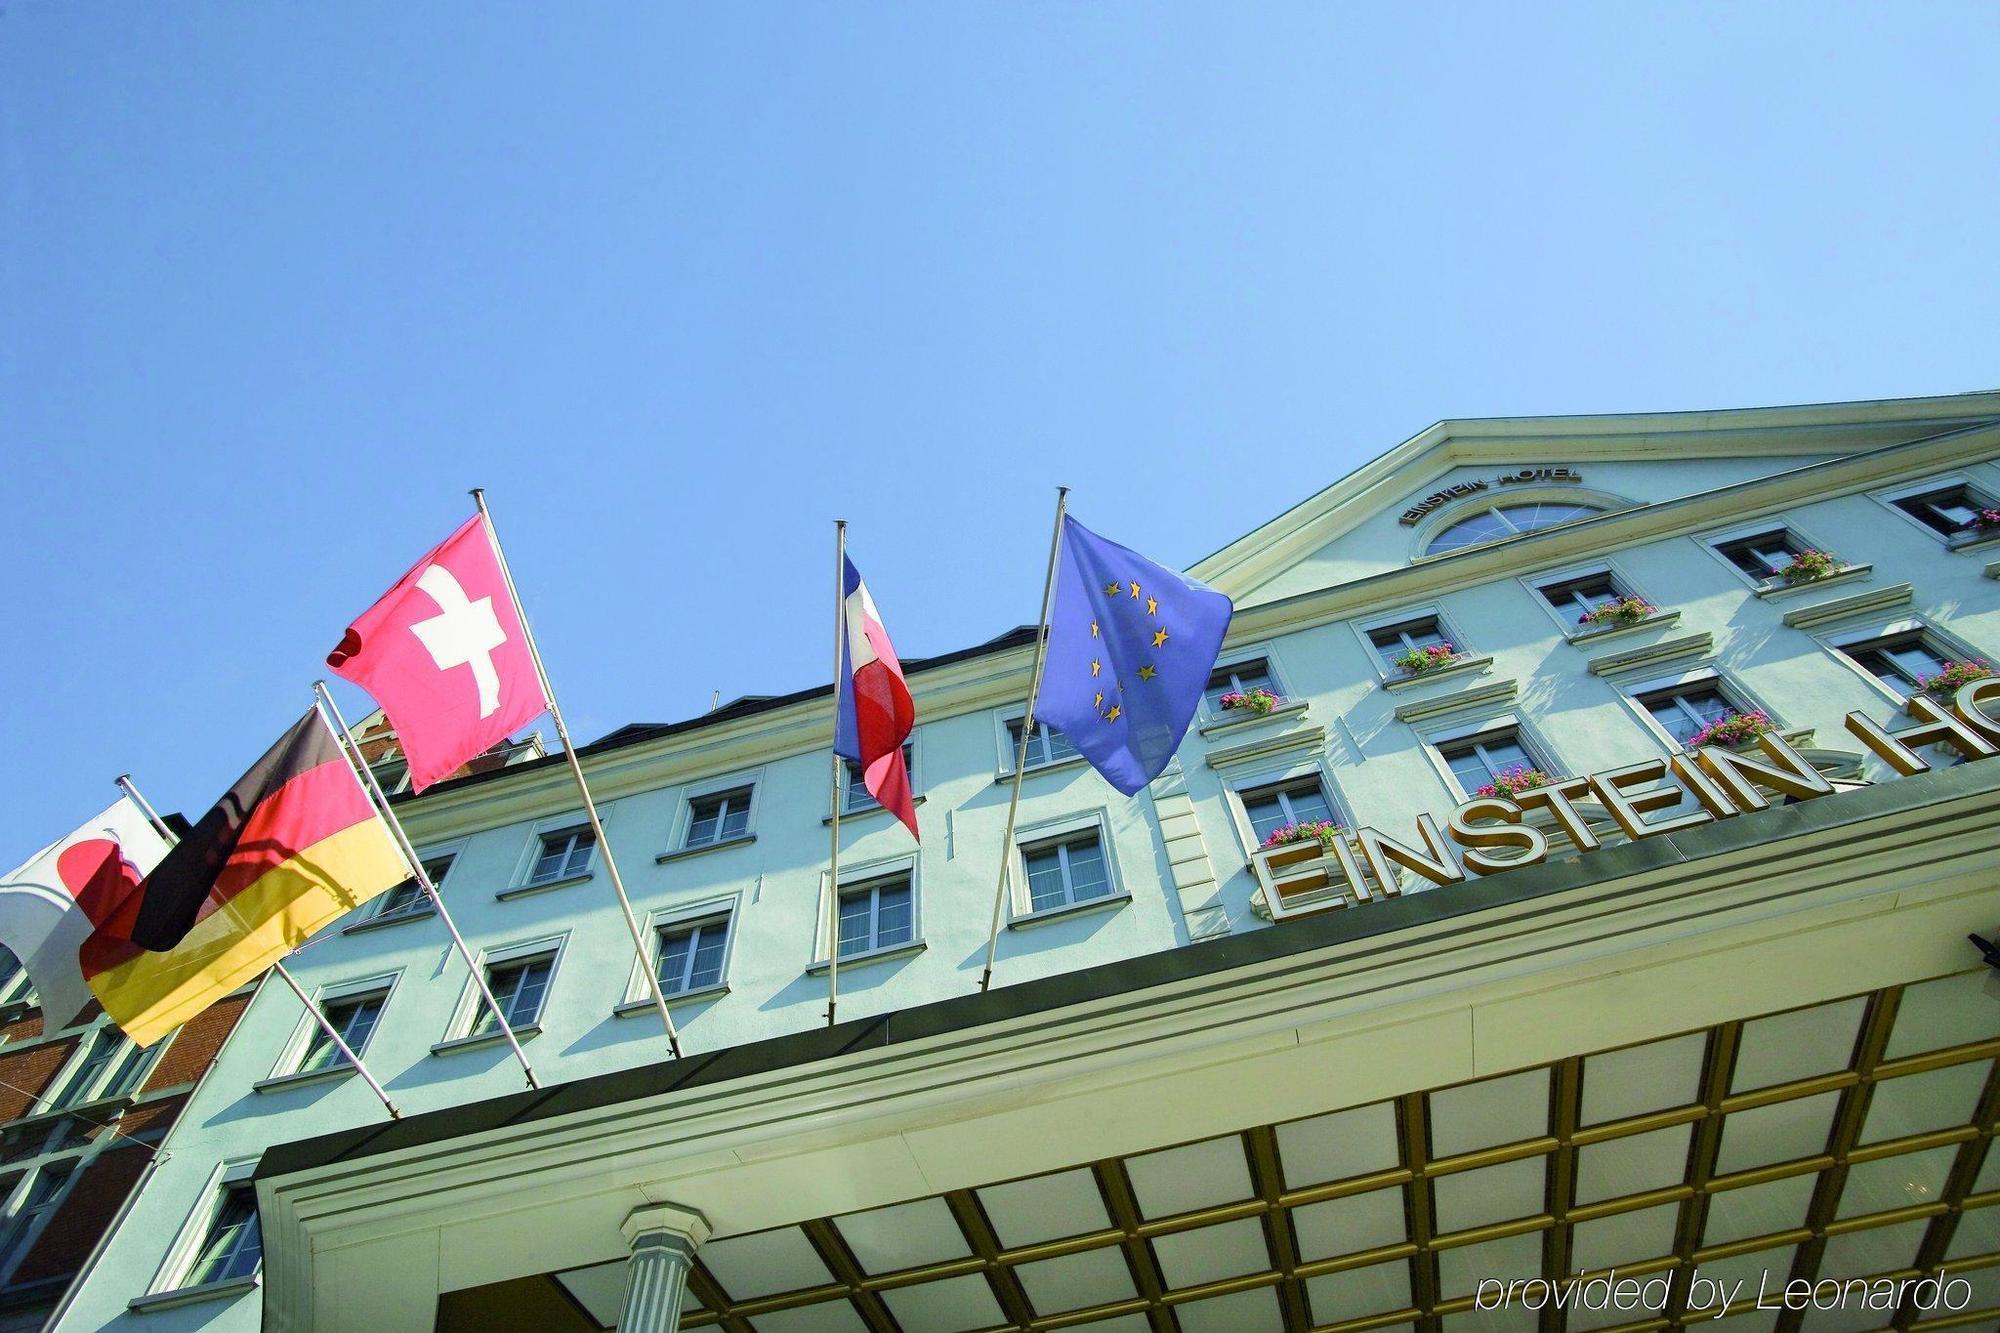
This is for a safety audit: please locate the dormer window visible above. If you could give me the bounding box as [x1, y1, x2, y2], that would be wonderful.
[1426, 503, 1603, 556]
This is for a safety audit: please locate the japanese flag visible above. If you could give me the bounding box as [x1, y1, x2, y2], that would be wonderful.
[328, 514, 548, 791]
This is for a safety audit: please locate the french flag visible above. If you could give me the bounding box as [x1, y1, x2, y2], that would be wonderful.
[834, 555, 919, 840]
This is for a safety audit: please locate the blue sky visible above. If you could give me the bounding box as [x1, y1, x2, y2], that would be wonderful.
[3, 4, 1996, 847]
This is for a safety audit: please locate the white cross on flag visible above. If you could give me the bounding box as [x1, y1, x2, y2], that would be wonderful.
[328, 514, 548, 791]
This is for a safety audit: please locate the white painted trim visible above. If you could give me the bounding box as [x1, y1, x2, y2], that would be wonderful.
[624, 896, 742, 1007]
[442, 931, 571, 1042]
[814, 856, 922, 968]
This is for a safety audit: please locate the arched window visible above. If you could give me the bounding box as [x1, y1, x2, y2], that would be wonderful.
[1426, 502, 1604, 556]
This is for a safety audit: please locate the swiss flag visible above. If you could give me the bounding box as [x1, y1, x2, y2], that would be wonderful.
[328, 514, 548, 792]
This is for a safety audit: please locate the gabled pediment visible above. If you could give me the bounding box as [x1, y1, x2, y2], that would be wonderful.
[1193, 390, 2000, 607]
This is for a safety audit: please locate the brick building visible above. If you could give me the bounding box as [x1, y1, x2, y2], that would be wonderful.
[0, 959, 251, 1332]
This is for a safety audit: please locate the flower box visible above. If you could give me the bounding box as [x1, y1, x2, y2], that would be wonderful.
[1476, 766, 1555, 801]
[1776, 550, 1842, 585]
[1395, 643, 1462, 676]
[1916, 660, 1994, 701]
[1577, 597, 1658, 630]
[1219, 688, 1281, 717]
[1685, 709, 1772, 751]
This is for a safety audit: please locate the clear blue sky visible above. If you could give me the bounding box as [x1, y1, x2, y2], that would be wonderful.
[4, 4, 1996, 848]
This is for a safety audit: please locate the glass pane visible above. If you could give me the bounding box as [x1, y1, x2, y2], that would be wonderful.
[688, 925, 728, 988]
[658, 931, 694, 990]
[1024, 847, 1067, 911]
[531, 842, 566, 881]
[1649, 698, 1701, 744]
[1244, 794, 1287, 843]
[838, 892, 874, 955]
[1427, 510, 1514, 554]
[687, 804, 720, 846]
[508, 960, 551, 1024]
[562, 831, 595, 876]
[1044, 725, 1077, 761]
[190, 1189, 261, 1285]
[720, 800, 750, 839]
[1284, 785, 1336, 827]
[1063, 838, 1111, 902]
[874, 884, 914, 947]
[1446, 752, 1490, 793]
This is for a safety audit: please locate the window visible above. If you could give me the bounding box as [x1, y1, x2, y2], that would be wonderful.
[1840, 630, 1953, 698]
[1893, 484, 1989, 536]
[684, 787, 752, 848]
[471, 953, 554, 1035]
[843, 745, 914, 812]
[1426, 503, 1603, 556]
[1006, 718, 1078, 769]
[528, 827, 594, 885]
[837, 875, 915, 958]
[1538, 570, 1626, 623]
[1021, 831, 1113, 913]
[1367, 615, 1451, 671]
[375, 853, 452, 919]
[293, 989, 388, 1075]
[1204, 659, 1276, 714]
[1714, 529, 1807, 582]
[0, 1164, 71, 1280]
[368, 757, 410, 795]
[1240, 778, 1339, 845]
[1636, 681, 1738, 746]
[47, 1027, 149, 1110]
[1437, 729, 1544, 796]
[181, 1182, 261, 1288]
[656, 917, 730, 995]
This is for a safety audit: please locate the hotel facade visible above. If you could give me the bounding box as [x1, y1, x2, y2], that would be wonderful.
[44, 391, 2000, 1332]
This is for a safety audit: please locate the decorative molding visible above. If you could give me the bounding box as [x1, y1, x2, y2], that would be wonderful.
[429, 1024, 542, 1058]
[1947, 530, 2000, 556]
[805, 941, 926, 977]
[1754, 563, 1875, 601]
[1779, 581, 1916, 631]
[1007, 893, 1132, 932]
[1390, 680, 1519, 725]
[1584, 633, 1714, 680]
[613, 985, 729, 1018]
[341, 906, 436, 936]
[1379, 654, 1494, 693]
[655, 834, 757, 866]
[1201, 724, 1330, 771]
[1985, 560, 1999, 581]
[494, 872, 594, 903]
[1147, 760, 1224, 927]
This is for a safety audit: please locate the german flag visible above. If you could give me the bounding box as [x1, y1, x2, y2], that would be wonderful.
[84, 709, 407, 1046]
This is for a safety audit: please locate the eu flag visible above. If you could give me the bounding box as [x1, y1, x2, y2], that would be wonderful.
[1034, 516, 1233, 795]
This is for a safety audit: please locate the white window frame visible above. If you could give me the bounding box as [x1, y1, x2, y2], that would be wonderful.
[812, 856, 921, 968]
[1418, 712, 1565, 801]
[445, 933, 568, 1042]
[623, 897, 739, 1009]
[369, 846, 458, 922]
[673, 771, 762, 851]
[1522, 559, 1655, 636]
[1617, 666, 1778, 752]
[1871, 472, 1999, 544]
[510, 812, 601, 892]
[1695, 517, 1839, 591]
[996, 712, 1083, 776]
[1822, 616, 1987, 705]
[1223, 758, 1352, 862]
[270, 972, 400, 1080]
[838, 739, 918, 816]
[147, 1159, 261, 1297]
[1351, 604, 1469, 681]
[1008, 809, 1126, 921]
[1199, 647, 1295, 721]
[0, 953, 32, 1008]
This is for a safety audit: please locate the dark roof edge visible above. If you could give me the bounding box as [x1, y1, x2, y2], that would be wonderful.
[258, 759, 2000, 1183]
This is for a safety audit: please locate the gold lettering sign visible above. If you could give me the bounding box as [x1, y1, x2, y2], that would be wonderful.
[1277, 695, 2000, 914]
[1399, 468, 1585, 525]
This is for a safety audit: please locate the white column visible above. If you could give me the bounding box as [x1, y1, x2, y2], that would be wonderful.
[617, 1203, 711, 1333]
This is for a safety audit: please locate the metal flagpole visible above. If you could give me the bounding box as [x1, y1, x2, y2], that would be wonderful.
[826, 520, 847, 1027]
[311, 683, 543, 1089]
[112, 773, 404, 1117]
[470, 488, 685, 1058]
[978, 486, 1069, 993]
